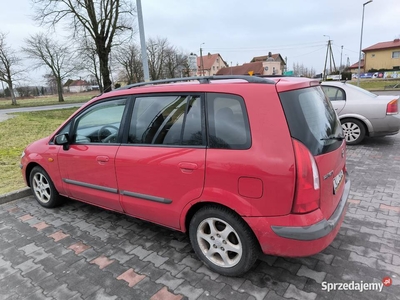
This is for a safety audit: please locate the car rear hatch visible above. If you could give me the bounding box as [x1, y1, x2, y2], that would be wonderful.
[278, 83, 346, 220]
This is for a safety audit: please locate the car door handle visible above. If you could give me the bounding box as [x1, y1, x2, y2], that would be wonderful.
[96, 156, 109, 164]
[179, 162, 198, 172]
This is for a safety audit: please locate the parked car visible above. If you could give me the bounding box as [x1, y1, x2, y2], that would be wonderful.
[21, 75, 350, 276]
[321, 81, 400, 145]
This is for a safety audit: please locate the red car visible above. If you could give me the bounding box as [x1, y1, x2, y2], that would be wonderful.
[21, 75, 350, 276]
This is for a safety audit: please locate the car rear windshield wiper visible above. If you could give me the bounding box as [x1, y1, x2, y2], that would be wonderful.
[320, 135, 345, 141]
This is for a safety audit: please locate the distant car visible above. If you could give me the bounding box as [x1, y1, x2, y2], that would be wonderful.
[321, 81, 400, 145]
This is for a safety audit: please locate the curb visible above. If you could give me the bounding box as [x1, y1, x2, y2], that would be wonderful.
[0, 187, 32, 205]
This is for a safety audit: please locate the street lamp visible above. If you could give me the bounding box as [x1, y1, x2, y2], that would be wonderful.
[357, 0, 373, 86]
[136, 0, 150, 82]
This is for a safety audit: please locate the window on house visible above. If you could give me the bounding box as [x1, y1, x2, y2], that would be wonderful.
[217, 58, 219, 63]
[392, 51, 400, 58]
[213, 66, 215, 70]
[371, 54, 375, 57]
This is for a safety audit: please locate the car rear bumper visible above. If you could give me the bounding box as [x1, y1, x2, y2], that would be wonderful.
[244, 176, 351, 257]
[369, 114, 400, 137]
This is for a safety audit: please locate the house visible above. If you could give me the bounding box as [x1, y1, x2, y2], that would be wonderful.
[362, 39, 400, 72]
[250, 52, 286, 75]
[217, 52, 286, 76]
[64, 79, 90, 93]
[197, 53, 228, 76]
[216, 62, 265, 76]
[348, 59, 364, 74]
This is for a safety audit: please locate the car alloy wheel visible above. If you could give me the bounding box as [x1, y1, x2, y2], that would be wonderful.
[197, 217, 243, 268]
[189, 205, 259, 276]
[32, 172, 51, 203]
[341, 119, 366, 145]
[29, 166, 62, 208]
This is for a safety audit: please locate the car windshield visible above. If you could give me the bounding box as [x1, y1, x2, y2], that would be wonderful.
[342, 83, 378, 98]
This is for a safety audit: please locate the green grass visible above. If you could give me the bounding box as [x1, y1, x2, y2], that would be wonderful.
[347, 79, 400, 90]
[0, 108, 78, 194]
[0, 91, 98, 109]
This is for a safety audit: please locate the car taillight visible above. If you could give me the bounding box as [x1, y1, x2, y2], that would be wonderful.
[292, 139, 320, 214]
[386, 99, 398, 115]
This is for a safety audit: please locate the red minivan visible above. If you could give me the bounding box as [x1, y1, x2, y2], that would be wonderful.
[21, 76, 350, 276]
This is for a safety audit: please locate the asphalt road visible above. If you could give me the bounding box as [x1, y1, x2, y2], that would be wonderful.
[0, 103, 84, 122]
[374, 91, 400, 96]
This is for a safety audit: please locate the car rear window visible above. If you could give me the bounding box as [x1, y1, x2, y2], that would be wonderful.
[279, 86, 343, 155]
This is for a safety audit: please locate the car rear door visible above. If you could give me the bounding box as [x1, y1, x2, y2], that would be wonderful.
[115, 94, 206, 229]
[321, 85, 346, 114]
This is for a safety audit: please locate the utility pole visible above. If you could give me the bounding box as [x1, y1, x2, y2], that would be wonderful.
[340, 45, 343, 78]
[323, 36, 330, 81]
[200, 43, 205, 76]
[323, 36, 337, 80]
[136, 0, 150, 82]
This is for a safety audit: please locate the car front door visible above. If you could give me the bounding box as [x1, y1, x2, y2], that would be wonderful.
[58, 98, 128, 212]
[322, 85, 346, 114]
[115, 94, 206, 229]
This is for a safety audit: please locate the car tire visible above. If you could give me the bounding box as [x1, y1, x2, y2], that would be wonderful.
[341, 118, 366, 145]
[29, 166, 62, 208]
[189, 205, 259, 276]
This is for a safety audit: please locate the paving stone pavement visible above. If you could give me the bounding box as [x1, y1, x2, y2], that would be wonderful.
[1, 134, 400, 300]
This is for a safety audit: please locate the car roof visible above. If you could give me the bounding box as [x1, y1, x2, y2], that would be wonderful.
[94, 75, 320, 101]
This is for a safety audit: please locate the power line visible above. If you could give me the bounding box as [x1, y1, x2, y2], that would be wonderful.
[291, 46, 326, 58]
[204, 43, 326, 53]
[204, 40, 327, 52]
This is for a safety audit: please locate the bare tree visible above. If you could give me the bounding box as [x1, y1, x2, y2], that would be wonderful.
[114, 43, 143, 84]
[32, 0, 135, 93]
[163, 48, 188, 78]
[147, 37, 169, 80]
[0, 32, 24, 105]
[293, 63, 316, 78]
[23, 33, 77, 102]
[78, 37, 103, 90]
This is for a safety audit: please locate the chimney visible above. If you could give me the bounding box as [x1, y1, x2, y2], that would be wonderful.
[394, 38, 400, 42]
[208, 52, 211, 57]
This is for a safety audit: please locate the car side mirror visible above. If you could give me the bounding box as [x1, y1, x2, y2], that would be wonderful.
[54, 133, 70, 151]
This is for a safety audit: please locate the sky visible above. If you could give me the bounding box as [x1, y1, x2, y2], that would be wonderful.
[1, 0, 400, 85]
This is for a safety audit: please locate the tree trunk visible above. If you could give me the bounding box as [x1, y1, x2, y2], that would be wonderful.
[8, 81, 17, 105]
[97, 42, 112, 93]
[56, 77, 64, 102]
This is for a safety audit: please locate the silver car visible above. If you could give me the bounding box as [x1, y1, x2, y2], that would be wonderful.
[321, 81, 400, 145]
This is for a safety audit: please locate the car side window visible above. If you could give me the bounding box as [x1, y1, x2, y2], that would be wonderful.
[72, 99, 127, 144]
[321, 86, 346, 101]
[206, 93, 251, 149]
[128, 95, 204, 146]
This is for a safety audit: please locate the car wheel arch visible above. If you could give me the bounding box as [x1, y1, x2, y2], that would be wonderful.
[182, 201, 256, 237]
[339, 115, 371, 136]
[25, 162, 41, 187]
